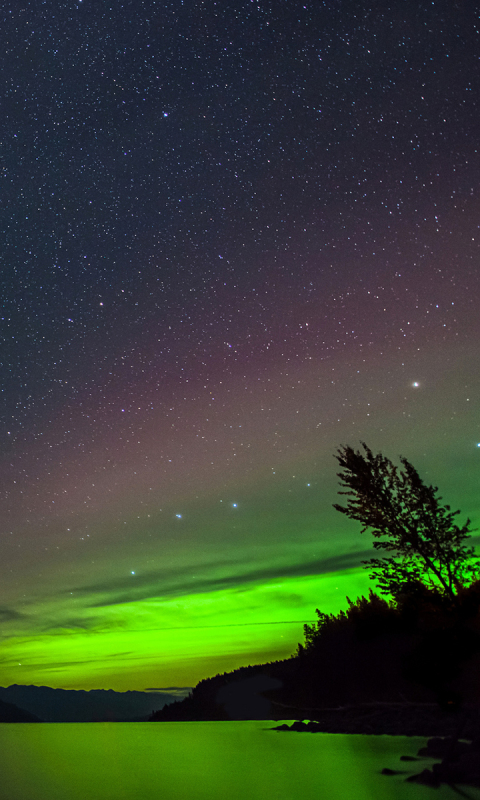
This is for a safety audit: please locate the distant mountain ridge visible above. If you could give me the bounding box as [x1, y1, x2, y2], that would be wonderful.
[0, 684, 184, 722]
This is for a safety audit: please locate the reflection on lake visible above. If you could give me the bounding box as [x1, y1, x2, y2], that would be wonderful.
[1, 721, 478, 800]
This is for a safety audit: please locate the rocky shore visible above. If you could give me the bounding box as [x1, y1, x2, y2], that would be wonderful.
[272, 701, 480, 738]
[273, 704, 480, 789]
[405, 736, 480, 788]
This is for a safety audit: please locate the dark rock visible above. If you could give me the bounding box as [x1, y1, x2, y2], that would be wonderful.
[305, 721, 323, 732]
[458, 751, 480, 773]
[417, 736, 472, 759]
[414, 735, 480, 789]
[405, 768, 441, 787]
[381, 768, 402, 775]
[399, 755, 418, 761]
[432, 760, 465, 783]
[432, 751, 480, 787]
[290, 720, 309, 731]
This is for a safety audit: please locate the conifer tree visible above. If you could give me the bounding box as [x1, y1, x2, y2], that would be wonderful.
[333, 443, 480, 602]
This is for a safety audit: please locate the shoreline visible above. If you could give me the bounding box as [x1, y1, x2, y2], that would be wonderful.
[273, 708, 480, 789]
[270, 702, 480, 739]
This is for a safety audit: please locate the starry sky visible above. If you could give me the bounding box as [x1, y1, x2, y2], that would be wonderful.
[1, 0, 479, 693]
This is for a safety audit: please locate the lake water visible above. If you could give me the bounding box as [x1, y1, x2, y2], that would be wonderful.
[1, 721, 478, 800]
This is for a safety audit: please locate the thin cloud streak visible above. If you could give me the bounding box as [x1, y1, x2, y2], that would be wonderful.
[71, 550, 375, 608]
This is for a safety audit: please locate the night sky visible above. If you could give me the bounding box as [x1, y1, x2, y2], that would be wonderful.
[1, 0, 479, 693]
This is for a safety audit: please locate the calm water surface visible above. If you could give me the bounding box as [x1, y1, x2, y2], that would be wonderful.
[1, 721, 479, 800]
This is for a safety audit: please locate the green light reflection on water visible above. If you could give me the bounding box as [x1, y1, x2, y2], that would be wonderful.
[0, 721, 473, 800]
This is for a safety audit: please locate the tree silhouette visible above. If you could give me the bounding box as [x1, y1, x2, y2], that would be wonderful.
[333, 442, 480, 604]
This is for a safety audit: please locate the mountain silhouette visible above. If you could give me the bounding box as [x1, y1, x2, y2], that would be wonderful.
[0, 684, 183, 722]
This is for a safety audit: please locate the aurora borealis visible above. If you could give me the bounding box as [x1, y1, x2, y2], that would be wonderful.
[1, 1, 479, 692]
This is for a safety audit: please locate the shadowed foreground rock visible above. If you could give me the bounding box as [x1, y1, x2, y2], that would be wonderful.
[406, 734, 480, 789]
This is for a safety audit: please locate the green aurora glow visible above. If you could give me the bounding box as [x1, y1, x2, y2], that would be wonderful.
[1, 570, 373, 692]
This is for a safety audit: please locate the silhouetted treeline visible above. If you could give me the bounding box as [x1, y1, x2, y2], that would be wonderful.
[151, 580, 480, 733]
[151, 661, 292, 721]
[294, 582, 480, 711]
